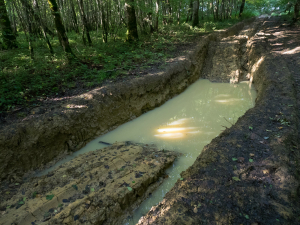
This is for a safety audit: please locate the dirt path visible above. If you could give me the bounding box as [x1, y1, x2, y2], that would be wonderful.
[0, 142, 179, 225]
[137, 17, 300, 225]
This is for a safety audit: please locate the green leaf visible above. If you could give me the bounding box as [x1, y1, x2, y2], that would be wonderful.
[32, 191, 37, 198]
[15, 183, 19, 185]
[249, 126, 253, 130]
[245, 215, 249, 219]
[46, 194, 54, 200]
[91, 188, 95, 192]
[180, 178, 184, 181]
[23, 197, 26, 201]
[127, 187, 133, 191]
[276, 219, 279, 221]
[6, 205, 11, 209]
[18, 201, 24, 205]
[249, 159, 254, 163]
[232, 157, 238, 161]
[232, 177, 240, 181]
[132, 181, 135, 183]
[5, 191, 10, 195]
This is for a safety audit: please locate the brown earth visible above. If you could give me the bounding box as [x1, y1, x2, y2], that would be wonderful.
[0, 17, 256, 182]
[0, 142, 179, 225]
[137, 17, 300, 225]
[1, 16, 300, 225]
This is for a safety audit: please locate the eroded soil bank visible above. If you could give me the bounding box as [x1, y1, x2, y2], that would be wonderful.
[137, 17, 300, 224]
[0, 18, 256, 182]
[0, 142, 179, 225]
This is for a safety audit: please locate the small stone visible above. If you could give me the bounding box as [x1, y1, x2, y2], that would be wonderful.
[237, 157, 244, 163]
[249, 153, 255, 157]
[193, 206, 198, 213]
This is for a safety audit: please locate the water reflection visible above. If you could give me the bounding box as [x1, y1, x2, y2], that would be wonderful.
[36, 79, 256, 224]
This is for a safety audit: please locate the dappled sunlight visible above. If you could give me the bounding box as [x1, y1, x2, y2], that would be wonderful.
[282, 46, 300, 55]
[168, 118, 192, 126]
[65, 104, 88, 109]
[214, 98, 243, 104]
[155, 127, 201, 139]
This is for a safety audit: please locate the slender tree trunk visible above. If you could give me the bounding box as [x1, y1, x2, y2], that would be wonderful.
[47, 0, 76, 59]
[70, 0, 79, 33]
[154, 0, 159, 31]
[186, 0, 193, 22]
[212, 0, 215, 20]
[239, 0, 245, 18]
[178, 1, 181, 24]
[78, 0, 92, 45]
[125, 0, 138, 42]
[216, 0, 219, 20]
[294, 0, 300, 21]
[0, 0, 17, 49]
[192, 0, 199, 27]
[201, 0, 204, 20]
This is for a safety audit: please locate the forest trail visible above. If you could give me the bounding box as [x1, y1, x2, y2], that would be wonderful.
[1, 16, 300, 225]
[137, 17, 300, 225]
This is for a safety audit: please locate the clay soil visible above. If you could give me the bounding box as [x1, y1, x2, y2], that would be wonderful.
[138, 17, 300, 224]
[1, 16, 300, 225]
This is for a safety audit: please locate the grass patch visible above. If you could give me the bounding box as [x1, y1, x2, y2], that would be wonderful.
[0, 16, 252, 112]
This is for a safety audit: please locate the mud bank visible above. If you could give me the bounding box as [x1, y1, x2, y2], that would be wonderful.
[0, 142, 178, 225]
[0, 18, 256, 181]
[138, 18, 300, 224]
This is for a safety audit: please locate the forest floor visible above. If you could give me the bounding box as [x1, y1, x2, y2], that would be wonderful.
[0, 17, 248, 125]
[1, 15, 300, 224]
[137, 16, 300, 224]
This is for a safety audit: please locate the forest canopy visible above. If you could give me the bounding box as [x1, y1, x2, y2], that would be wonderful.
[0, 0, 299, 112]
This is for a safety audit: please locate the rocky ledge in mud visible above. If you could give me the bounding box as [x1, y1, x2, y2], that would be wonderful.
[0, 142, 179, 225]
[138, 17, 300, 225]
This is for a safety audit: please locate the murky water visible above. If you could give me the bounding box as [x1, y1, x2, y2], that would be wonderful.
[38, 79, 256, 224]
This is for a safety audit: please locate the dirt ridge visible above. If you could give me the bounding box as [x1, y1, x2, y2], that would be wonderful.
[0, 18, 255, 182]
[137, 17, 300, 224]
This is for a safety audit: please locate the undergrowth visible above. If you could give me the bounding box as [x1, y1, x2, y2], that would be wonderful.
[0, 15, 254, 112]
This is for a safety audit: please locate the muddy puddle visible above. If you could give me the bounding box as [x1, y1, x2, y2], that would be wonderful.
[37, 79, 256, 224]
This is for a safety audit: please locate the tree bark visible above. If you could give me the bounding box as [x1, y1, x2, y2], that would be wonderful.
[47, 0, 75, 59]
[78, 0, 92, 45]
[0, 0, 17, 49]
[294, 0, 300, 22]
[70, 0, 79, 33]
[192, 0, 199, 27]
[154, 0, 159, 31]
[239, 0, 245, 18]
[125, 0, 138, 42]
[186, 0, 193, 22]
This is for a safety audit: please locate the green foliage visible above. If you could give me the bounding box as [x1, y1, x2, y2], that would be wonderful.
[46, 194, 54, 200]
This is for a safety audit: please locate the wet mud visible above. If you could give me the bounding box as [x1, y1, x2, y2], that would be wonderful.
[0, 142, 178, 225]
[1, 16, 300, 225]
[137, 17, 300, 224]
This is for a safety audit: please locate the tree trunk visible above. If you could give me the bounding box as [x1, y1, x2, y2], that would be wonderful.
[70, 0, 79, 33]
[294, 0, 300, 22]
[78, 0, 92, 45]
[239, 0, 245, 18]
[192, 0, 199, 27]
[125, 0, 138, 42]
[186, 0, 193, 22]
[216, 0, 219, 20]
[201, 0, 204, 20]
[47, 0, 75, 59]
[0, 0, 17, 49]
[154, 0, 159, 31]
